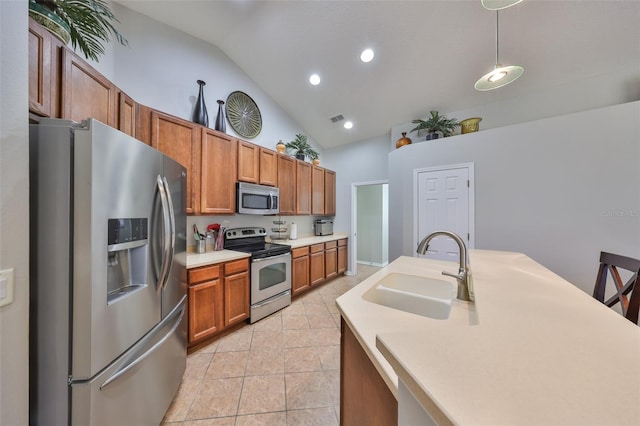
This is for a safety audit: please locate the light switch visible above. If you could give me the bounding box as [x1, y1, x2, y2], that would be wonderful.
[0, 268, 14, 308]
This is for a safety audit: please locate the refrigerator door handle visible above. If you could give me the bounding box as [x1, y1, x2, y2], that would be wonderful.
[156, 175, 172, 292]
[162, 176, 176, 290]
[99, 298, 186, 391]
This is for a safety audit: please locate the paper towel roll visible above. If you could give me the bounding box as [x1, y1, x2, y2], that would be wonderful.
[290, 222, 297, 240]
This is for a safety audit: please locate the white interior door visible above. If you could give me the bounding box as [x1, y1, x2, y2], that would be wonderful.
[415, 165, 472, 261]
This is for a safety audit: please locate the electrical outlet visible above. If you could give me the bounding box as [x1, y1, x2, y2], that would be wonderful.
[0, 268, 15, 307]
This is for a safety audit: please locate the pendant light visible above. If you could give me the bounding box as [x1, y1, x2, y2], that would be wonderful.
[474, 10, 524, 91]
[481, 0, 524, 10]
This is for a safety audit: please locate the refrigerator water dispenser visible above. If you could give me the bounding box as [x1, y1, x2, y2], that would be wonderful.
[107, 218, 149, 304]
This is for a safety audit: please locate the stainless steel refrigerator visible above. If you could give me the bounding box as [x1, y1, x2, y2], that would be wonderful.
[29, 118, 187, 425]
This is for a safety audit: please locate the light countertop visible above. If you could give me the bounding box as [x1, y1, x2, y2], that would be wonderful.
[268, 233, 348, 249]
[186, 250, 250, 269]
[336, 250, 640, 425]
[186, 233, 348, 269]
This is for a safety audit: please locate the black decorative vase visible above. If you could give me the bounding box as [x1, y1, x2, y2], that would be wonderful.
[215, 100, 226, 132]
[192, 80, 208, 127]
[295, 152, 305, 161]
[426, 132, 439, 141]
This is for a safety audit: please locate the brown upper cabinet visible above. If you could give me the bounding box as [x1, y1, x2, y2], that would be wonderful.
[117, 91, 136, 138]
[29, 19, 53, 118]
[201, 129, 237, 215]
[237, 140, 278, 186]
[27, 18, 338, 218]
[296, 161, 312, 215]
[259, 148, 278, 186]
[277, 154, 297, 216]
[136, 104, 153, 145]
[324, 169, 336, 216]
[237, 140, 259, 183]
[29, 18, 65, 120]
[311, 165, 325, 215]
[61, 49, 117, 128]
[150, 110, 201, 214]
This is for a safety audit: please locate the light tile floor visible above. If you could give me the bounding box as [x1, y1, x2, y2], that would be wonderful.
[162, 264, 380, 426]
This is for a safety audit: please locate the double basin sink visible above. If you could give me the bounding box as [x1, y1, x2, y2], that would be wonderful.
[362, 272, 455, 320]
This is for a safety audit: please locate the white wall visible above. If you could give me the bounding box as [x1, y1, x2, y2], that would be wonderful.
[0, 1, 29, 425]
[391, 67, 640, 146]
[389, 101, 640, 294]
[323, 134, 389, 233]
[111, 3, 321, 156]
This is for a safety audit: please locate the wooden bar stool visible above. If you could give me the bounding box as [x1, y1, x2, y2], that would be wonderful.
[593, 252, 640, 324]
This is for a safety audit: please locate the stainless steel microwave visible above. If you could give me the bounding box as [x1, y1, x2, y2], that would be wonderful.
[236, 182, 279, 215]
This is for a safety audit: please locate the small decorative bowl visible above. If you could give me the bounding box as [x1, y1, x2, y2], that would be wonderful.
[460, 117, 482, 134]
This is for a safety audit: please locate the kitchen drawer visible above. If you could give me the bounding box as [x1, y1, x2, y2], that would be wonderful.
[325, 241, 337, 250]
[292, 246, 309, 258]
[188, 264, 220, 284]
[225, 258, 249, 275]
[338, 238, 348, 247]
[310, 243, 325, 254]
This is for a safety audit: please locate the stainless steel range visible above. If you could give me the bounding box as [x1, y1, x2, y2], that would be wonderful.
[224, 227, 291, 323]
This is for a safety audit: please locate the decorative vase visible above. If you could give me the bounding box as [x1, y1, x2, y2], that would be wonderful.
[426, 132, 439, 141]
[460, 117, 482, 134]
[215, 99, 226, 132]
[295, 152, 305, 161]
[276, 140, 286, 154]
[28, 0, 71, 45]
[192, 80, 208, 127]
[395, 132, 412, 149]
[313, 158, 320, 166]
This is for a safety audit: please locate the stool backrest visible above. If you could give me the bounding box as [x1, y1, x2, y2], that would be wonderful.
[593, 252, 640, 324]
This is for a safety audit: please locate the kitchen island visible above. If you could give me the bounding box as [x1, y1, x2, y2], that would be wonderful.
[336, 251, 640, 425]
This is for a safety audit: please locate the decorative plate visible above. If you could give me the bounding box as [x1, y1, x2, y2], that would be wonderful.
[225, 91, 262, 139]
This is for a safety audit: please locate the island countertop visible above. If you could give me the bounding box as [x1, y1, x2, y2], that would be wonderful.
[336, 250, 640, 425]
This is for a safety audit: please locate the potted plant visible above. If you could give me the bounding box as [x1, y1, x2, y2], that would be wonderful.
[410, 110, 460, 140]
[309, 151, 320, 166]
[285, 133, 318, 161]
[28, 0, 128, 62]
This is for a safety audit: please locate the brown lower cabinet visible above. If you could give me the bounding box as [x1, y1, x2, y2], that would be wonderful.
[188, 264, 223, 343]
[341, 318, 397, 425]
[325, 240, 338, 280]
[223, 259, 250, 327]
[292, 246, 311, 295]
[292, 239, 348, 296]
[309, 243, 326, 286]
[187, 258, 249, 347]
[338, 239, 348, 274]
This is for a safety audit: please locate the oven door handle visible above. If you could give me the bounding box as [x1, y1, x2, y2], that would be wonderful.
[252, 252, 291, 263]
[253, 290, 291, 309]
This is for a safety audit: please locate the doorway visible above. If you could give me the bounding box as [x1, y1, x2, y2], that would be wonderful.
[350, 181, 389, 276]
[413, 163, 474, 261]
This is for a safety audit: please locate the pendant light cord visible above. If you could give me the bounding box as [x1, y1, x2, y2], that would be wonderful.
[495, 10, 500, 66]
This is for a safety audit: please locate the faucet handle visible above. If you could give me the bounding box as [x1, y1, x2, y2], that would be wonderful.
[442, 270, 464, 279]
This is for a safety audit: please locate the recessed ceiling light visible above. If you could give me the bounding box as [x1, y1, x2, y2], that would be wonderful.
[360, 49, 374, 63]
[309, 74, 321, 85]
[344, 121, 353, 129]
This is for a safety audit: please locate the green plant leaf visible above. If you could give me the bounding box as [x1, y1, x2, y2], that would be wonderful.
[285, 133, 318, 160]
[54, 0, 128, 62]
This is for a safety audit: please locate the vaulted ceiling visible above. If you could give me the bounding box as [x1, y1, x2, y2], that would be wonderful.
[115, 0, 640, 148]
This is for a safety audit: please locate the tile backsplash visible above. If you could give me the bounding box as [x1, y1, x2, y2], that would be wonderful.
[187, 214, 327, 249]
